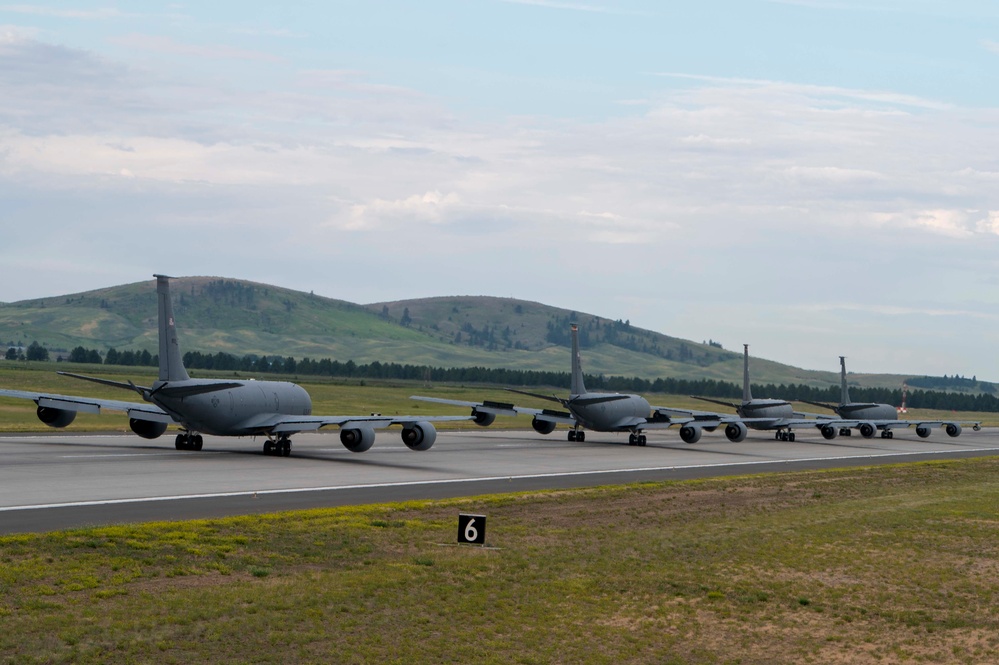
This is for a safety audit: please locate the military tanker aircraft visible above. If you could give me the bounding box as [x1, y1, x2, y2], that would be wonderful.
[798, 356, 980, 440]
[0, 275, 468, 456]
[412, 324, 758, 445]
[676, 345, 831, 442]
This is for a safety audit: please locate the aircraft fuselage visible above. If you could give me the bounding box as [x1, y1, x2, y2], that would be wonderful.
[835, 403, 897, 422]
[738, 399, 795, 430]
[151, 379, 313, 436]
[569, 393, 651, 432]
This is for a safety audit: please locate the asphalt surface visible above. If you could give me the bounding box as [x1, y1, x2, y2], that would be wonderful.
[1, 427, 998, 534]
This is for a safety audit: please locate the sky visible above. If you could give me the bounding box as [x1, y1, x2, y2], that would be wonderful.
[2, 1, 999, 380]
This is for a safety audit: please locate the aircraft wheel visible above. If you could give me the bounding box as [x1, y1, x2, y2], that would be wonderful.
[790, 432, 796, 442]
[193, 434, 204, 451]
[628, 433, 637, 445]
[281, 439, 292, 456]
[774, 431, 781, 441]
[888, 430, 894, 439]
[263, 440, 274, 455]
[639, 435, 647, 446]
[567, 430, 576, 441]
[577, 431, 585, 442]
[175, 433, 186, 450]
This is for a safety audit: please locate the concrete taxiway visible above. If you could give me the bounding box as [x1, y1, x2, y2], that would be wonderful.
[1, 428, 998, 534]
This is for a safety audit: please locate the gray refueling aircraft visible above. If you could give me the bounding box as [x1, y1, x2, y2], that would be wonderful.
[412, 324, 754, 445]
[675, 344, 824, 442]
[798, 356, 980, 440]
[0, 275, 468, 456]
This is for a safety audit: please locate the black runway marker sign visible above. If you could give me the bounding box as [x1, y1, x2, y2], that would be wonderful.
[458, 513, 486, 545]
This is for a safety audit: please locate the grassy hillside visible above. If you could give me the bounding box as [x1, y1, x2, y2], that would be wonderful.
[0, 276, 973, 391]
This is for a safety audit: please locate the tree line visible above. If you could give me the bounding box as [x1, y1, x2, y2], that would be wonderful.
[7, 343, 998, 413]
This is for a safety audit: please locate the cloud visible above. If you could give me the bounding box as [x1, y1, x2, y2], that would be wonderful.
[0, 5, 132, 19]
[109, 34, 284, 63]
[343, 191, 462, 230]
[494, 0, 649, 15]
[869, 209, 999, 238]
[653, 72, 953, 111]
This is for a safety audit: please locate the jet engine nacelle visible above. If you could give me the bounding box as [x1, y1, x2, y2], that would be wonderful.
[129, 418, 168, 440]
[820, 424, 838, 440]
[945, 423, 962, 438]
[37, 406, 76, 428]
[472, 410, 496, 427]
[679, 424, 702, 444]
[915, 424, 932, 438]
[340, 426, 376, 453]
[858, 422, 876, 439]
[401, 421, 437, 451]
[724, 422, 748, 442]
[531, 417, 557, 435]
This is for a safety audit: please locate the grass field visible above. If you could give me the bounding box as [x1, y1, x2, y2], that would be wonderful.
[1, 459, 998, 663]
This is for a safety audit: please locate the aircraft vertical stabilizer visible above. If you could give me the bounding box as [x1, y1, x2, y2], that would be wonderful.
[155, 274, 191, 382]
[742, 344, 753, 402]
[839, 356, 851, 406]
[570, 324, 587, 396]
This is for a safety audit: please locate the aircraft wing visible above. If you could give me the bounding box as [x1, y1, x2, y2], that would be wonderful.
[651, 406, 773, 426]
[830, 419, 981, 431]
[411, 395, 577, 426]
[249, 413, 472, 435]
[411, 395, 554, 418]
[0, 388, 176, 423]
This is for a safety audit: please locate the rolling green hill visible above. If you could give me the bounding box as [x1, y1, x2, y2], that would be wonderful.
[0, 276, 976, 391]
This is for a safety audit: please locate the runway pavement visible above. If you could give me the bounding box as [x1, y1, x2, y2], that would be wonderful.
[1, 427, 998, 534]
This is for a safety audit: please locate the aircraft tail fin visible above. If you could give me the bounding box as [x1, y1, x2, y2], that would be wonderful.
[839, 356, 851, 405]
[570, 324, 587, 396]
[742, 344, 753, 402]
[155, 274, 190, 382]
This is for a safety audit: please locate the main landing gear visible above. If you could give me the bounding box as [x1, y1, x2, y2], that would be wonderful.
[880, 429, 894, 439]
[628, 433, 648, 446]
[774, 430, 796, 442]
[175, 432, 204, 451]
[263, 435, 292, 457]
[568, 429, 586, 442]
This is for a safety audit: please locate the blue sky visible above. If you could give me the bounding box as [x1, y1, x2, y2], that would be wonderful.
[3, 1, 999, 379]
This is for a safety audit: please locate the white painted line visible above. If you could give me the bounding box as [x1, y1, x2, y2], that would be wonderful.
[60, 452, 224, 459]
[1, 446, 997, 513]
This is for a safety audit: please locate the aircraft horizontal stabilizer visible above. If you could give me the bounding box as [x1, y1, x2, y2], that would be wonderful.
[57, 371, 150, 394]
[153, 382, 244, 398]
[570, 394, 634, 407]
[690, 395, 741, 410]
[505, 388, 565, 404]
[799, 399, 838, 411]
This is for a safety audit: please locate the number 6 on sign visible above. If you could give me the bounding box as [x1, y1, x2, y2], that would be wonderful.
[458, 513, 486, 545]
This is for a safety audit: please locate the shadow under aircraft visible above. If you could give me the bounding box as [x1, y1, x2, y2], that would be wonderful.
[0, 275, 469, 456]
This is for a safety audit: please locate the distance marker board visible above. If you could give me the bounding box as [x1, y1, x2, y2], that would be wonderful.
[458, 513, 486, 545]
